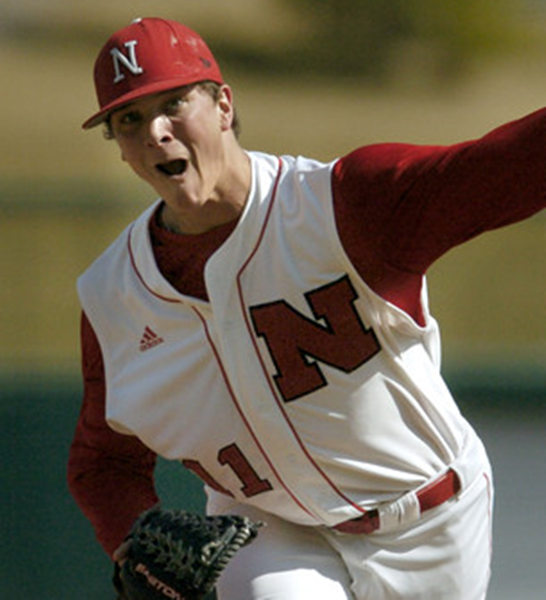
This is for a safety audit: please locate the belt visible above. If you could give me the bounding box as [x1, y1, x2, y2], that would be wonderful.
[333, 468, 461, 535]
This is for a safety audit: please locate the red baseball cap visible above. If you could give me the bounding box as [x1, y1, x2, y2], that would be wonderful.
[82, 17, 224, 129]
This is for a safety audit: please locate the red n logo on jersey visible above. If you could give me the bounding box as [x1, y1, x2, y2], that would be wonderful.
[250, 275, 380, 402]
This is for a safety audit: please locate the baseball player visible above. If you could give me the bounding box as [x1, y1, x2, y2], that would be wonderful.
[68, 17, 545, 599]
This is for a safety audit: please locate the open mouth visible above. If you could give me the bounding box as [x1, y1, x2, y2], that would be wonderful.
[156, 159, 187, 177]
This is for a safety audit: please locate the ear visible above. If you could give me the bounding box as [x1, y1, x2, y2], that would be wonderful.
[217, 84, 234, 132]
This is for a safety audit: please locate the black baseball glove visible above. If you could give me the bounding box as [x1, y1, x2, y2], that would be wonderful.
[113, 506, 263, 600]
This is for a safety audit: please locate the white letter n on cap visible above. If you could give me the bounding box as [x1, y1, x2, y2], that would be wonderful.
[110, 40, 144, 83]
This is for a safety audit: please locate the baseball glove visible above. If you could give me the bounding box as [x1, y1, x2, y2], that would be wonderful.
[113, 506, 263, 600]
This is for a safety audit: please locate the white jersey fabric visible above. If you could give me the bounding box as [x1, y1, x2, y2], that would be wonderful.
[78, 151, 485, 529]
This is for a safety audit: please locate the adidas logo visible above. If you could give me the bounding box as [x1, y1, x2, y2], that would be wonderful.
[139, 326, 164, 352]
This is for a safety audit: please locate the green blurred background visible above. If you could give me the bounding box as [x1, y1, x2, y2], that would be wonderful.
[1, 1, 544, 598]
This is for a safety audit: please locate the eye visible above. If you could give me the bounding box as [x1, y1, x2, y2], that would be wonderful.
[111, 108, 143, 136]
[118, 110, 141, 126]
[164, 96, 185, 116]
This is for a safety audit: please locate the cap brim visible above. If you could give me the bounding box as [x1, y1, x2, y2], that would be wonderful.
[81, 76, 221, 129]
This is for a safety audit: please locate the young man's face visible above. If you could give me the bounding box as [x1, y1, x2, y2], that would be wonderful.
[110, 84, 234, 217]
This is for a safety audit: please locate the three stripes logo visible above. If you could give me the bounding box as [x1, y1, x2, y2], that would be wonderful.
[139, 326, 164, 352]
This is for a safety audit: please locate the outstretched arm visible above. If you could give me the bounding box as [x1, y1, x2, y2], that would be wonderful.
[333, 107, 546, 321]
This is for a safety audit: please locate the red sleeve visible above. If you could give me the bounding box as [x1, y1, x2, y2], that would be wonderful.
[67, 312, 159, 558]
[333, 107, 546, 323]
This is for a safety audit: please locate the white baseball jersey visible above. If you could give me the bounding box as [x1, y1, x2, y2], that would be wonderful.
[78, 151, 480, 528]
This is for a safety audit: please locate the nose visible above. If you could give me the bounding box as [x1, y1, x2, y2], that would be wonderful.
[146, 114, 174, 146]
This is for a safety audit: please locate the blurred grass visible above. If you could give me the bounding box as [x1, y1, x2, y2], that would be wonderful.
[0, 2, 544, 376]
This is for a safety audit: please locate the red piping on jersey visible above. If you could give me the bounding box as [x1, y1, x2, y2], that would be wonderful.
[128, 224, 182, 304]
[236, 156, 369, 517]
[126, 192, 314, 518]
[191, 305, 315, 519]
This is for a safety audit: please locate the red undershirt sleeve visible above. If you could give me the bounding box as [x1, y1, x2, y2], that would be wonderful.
[67, 312, 159, 559]
[332, 107, 546, 324]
